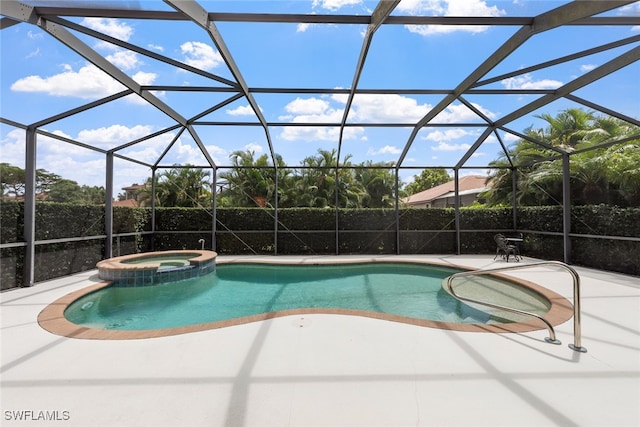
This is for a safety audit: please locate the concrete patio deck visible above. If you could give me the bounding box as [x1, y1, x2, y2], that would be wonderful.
[1, 255, 639, 427]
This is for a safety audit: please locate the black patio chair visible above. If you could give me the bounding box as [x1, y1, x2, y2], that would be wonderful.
[493, 233, 520, 262]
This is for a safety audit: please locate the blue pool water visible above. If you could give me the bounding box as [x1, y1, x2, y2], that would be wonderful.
[65, 262, 549, 331]
[122, 254, 193, 270]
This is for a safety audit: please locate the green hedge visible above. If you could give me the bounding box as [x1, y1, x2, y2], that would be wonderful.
[517, 205, 640, 275]
[0, 201, 155, 288]
[1, 200, 638, 289]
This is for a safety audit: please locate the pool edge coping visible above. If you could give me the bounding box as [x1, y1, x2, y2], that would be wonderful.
[38, 258, 574, 340]
[96, 249, 217, 272]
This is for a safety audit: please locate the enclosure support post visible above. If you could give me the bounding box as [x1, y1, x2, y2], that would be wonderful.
[512, 168, 518, 230]
[105, 152, 114, 259]
[335, 168, 340, 255]
[212, 168, 217, 252]
[562, 153, 572, 264]
[23, 127, 36, 286]
[151, 167, 157, 251]
[395, 169, 400, 255]
[274, 166, 278, 255]
[454, 168, 461, 255]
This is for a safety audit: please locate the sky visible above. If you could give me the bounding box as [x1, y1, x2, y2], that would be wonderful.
[1, 0, 639, 195]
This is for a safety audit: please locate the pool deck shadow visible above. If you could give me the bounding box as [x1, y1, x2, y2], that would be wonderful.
[1, 255, 639, 427]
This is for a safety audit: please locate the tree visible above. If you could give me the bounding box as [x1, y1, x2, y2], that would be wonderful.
[605, 142, 640, 206]
[158, 166, 212, 208]
[0, 164, 62, 197]
[78, 185, 106, 205]
[355, 161, 397, 208]
[1, 163, 25, 197]
[485, 108, 640, 207]
[404, 168, 451, 195]
[140, 166, 212, 207]
[292, 149, 368, 208]
[218, 150, 278, 207]
[47, 179, 82, 203]
[294, 149, 339, 208]
[35, 169, 61, 195]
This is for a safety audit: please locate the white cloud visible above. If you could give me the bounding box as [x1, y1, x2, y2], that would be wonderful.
[368, 145, 402, 156]
[280, 125, 359, 142]
[131, 71, 157, 85]
[278, 94, 496, 142]
[38, 130, 88, 157]
[10, 63, 157, 100]
[312, 0, 362, 11]
[180, 41, 223, 71]
[286, 97, 331, 115]
[76, 124, 155, 150]
[148, 44, 164, 52]
[432, 102, 495, 123]
[279, 95, 356, 141]
[145, 135, 227, 167]
[342, 94, 432, 123]
[27, 30, 43, 40]
[280, 99, 342, 123]
[580, 64, 597, 72]
[119, 144, 163, 165]
[39, 153, 106, 185]
[0, 129, 27, 166]
[431, 141, 472, 151]
[106, 50, 141, 70]
[175, 139, 208, 164]
[399, 0, 506, 35]
[618, 3, 640, 15]
[167, 140, 226, 167]
[423, 128, 474, 142]
[80, 18, 133, 41]
[11, 64, 125, 99]
[0, 125, 224, 191]
[244, 143, 264, 153]
[227, 105, 258, 116]
[501, 73, 563, 90]
[503, 132, 520, 142]
[204, 144, 228, 165]
[25, 48, 40, 59]
[483, 134, 497, 144]
[422, 127, 479, 152]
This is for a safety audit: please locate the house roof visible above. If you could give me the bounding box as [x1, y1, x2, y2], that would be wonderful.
[403, 175, 489, 206]
[121, 184, 146, 192]
[112, 198, 140, 208]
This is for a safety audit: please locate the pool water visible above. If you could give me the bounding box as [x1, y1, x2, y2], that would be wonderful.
[64, 262, 550, 331]
[122, 254, 193, 270]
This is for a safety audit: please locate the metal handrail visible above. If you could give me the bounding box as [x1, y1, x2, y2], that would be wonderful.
[444, 260, 586, 352]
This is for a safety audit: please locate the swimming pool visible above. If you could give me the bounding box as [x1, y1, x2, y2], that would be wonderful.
[40, 260, 572, 339]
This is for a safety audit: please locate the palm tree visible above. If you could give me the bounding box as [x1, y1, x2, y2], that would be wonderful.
[535, 108, 595, 150]
[485, 109, 639, 207]
[485, 138, 560, 206]
[355, 161, 397, 208]
[603, 141, 640, 206]
[295, 149, 339, 208]
[219, 150, 278, 207]
[139, 166, 211, 207]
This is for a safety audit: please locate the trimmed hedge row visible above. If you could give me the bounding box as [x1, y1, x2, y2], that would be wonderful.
[1, 201, 638, 288]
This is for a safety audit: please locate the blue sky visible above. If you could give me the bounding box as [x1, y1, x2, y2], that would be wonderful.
[1, 0, 639, 195]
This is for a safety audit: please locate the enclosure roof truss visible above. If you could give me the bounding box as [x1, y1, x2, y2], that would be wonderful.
[1, 0, 639, 171]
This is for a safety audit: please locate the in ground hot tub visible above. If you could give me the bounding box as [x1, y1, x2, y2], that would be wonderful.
[96, 250, 216, 287]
